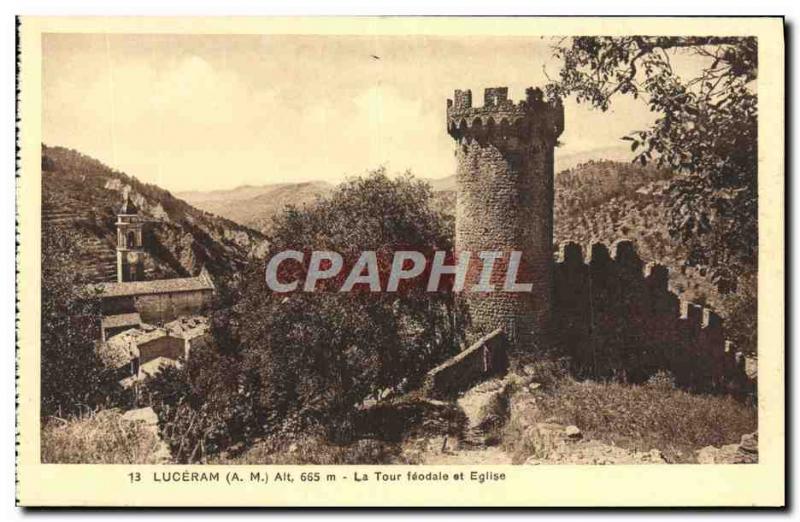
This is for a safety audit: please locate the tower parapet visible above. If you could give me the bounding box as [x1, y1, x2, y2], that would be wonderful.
[447, 86, 564, 351]
[447, 87, 563, 145]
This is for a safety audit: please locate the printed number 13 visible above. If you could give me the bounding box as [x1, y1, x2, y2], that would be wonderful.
[128, 472, 141, 483]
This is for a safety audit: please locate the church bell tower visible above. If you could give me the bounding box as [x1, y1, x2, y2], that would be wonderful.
[116, 193, 145, 282]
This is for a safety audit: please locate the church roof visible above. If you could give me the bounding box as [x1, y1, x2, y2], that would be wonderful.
[92, 274, 214, 298]
[120, 193, 139, 215]
[101, 312, 142, 330]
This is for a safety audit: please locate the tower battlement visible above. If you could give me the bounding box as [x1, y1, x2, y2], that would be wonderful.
[446, 86, 564, 142]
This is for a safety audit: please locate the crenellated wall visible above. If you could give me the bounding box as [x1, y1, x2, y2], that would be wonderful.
[553, 239, 752, 394]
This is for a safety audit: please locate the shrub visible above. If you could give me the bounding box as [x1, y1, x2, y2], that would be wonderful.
[145, 339, 261, 463]
[513, 355, 571, 387]
[41, 409, 164, 464]
[529, 377, 757, 462]
[210, 436, 407, 465]
[233, 169, 465, 440]
[40, 225, 122, 418]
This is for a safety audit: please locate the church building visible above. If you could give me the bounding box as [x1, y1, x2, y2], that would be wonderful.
[92, 194, 215, 341]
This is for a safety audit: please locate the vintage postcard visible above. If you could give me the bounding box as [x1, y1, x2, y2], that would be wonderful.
[16, 17, 784, 507]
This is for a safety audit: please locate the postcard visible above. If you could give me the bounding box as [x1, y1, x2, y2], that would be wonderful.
[16, 16, 784, 507]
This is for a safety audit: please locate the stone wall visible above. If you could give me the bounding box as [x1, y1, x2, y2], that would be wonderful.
[423, 328, 509, 399]
[100, 289, 212, 325]
[134, 290, 212, 324]
[138, 335, 185, 365]
[553, 239, 752, 394]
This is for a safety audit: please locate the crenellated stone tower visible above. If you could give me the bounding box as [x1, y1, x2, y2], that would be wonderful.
[116, 193, 145, 282]
[446, 86, 564, 350]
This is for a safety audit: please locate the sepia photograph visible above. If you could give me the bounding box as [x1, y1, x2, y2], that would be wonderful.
[15, 15, 785, 507]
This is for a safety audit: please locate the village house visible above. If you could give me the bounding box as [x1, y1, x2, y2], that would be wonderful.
[99, 315, 211, 387]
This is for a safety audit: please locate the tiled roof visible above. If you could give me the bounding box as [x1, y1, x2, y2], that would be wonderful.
[136, 329, 170, 345]
[101, 312, 141, 329]
[165, 315, 210, 340]
[136, 328, 185, 346]
[99, 329, 143, 369]
[92, 274, 214, 298]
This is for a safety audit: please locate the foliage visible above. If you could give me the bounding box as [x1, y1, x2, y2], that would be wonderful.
[41, 409, 165, 464]
[145, 339, 260, 463]
[144, 170, 462, 461]
[548, 37, 757, 291]
[210, 436, 409, 465]
[40, 225, 119, 417]
[724, 272, 758, 354]
[233, 168, 464, 441]
[556, 159, 673, 214]
[527, 376, 757, 463]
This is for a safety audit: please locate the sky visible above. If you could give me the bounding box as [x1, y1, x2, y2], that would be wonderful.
[43, 33, 659, 192]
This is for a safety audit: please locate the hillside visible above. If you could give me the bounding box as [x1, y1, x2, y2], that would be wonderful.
[41, 145, 267, 284]
[178, 181, 332, 234]
[552, 160, 735, 313]
[425, 160, 736, 318]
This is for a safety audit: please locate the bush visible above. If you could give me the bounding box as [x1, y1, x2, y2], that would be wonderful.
[145, 339, 261, 463]
[210, 436, 407, 465]
[40, 225, 122, 418]
[41, 409, 165, 464]
[233, 169, 465, 440]
[513, 355, 571, 387]
[529, 377, 757, 462]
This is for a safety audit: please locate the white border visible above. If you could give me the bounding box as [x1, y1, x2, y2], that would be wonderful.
[4, 2, 794, 519]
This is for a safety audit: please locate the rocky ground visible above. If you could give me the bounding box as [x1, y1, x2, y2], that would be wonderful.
[398, 369, 758, 466]
[696, 432, 759, 464]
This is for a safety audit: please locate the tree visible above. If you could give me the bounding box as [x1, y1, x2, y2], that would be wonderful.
[234, 169, 465, 440]
[146, 338, 259, 463]
[548, 37, 757, 291]
[40, 225, 112, 417]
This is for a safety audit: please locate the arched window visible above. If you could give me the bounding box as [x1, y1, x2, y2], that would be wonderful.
[127, 231, 136, 248]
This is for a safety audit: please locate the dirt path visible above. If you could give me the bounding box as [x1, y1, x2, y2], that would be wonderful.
[419, 445, 514, 465]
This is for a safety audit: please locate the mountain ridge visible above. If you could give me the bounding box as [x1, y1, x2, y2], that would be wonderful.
[41, 145, 267, 284]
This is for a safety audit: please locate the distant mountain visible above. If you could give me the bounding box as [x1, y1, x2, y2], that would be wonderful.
[422, 145, 633, 195]
[425, 175, 457, 193]
[177, 184, 287, 204]
[178, 181, 332, 234]
[554, 144, 635, 172]
[41, 145, 267, 284]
